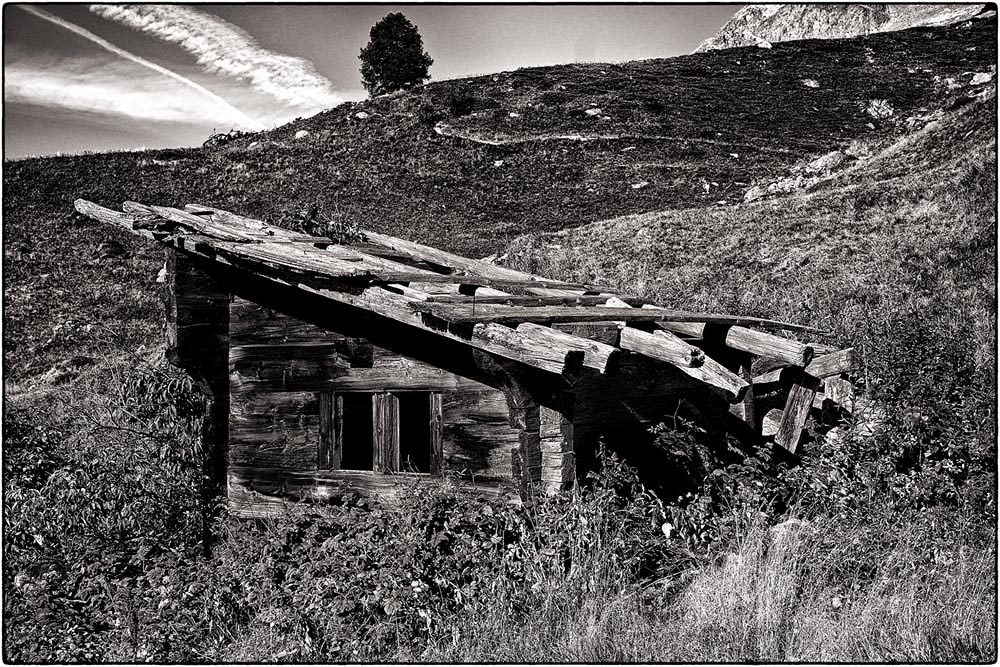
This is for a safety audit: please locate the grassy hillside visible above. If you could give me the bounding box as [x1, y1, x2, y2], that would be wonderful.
[3, 16, 995, 382]
[3, 15, 997, 663]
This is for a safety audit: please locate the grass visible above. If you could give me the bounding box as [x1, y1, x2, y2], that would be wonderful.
[420, 506, 995, 662]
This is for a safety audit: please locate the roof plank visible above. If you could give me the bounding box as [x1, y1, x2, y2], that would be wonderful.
[409, 303, 828, 333]
[423, 294, 646, 307]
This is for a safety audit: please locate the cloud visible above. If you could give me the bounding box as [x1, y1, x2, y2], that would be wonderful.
[6, 56, 247, 127]
[90, 4, 344, 112]
[15, 5, 262, 130]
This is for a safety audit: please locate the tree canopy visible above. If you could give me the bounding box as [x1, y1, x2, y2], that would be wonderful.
[359, 13, 434, 96]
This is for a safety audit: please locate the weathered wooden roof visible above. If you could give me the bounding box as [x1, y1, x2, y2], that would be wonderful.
[74, 199, 856, 415]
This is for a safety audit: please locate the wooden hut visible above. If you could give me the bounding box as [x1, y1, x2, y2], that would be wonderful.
[74, 200, 857, 517]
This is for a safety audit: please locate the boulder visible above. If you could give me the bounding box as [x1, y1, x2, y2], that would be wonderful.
[743, 185, 767, 202]
[970, 72, 993, 85]
[800, 78, 820, 88]
[866, 99, 895, 118]
[294, 130, 310, 140]
[805, 150, 849, 174]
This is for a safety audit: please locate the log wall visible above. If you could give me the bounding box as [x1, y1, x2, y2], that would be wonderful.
[227, 297, 521, 515]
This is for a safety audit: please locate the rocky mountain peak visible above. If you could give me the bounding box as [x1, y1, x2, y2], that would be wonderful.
[697, 3, 988, 52]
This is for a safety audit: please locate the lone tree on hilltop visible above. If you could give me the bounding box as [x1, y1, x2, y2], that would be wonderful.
[359, 13, 433, 96]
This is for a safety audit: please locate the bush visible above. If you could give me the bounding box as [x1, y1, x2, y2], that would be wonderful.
[4, 356, 207, 662]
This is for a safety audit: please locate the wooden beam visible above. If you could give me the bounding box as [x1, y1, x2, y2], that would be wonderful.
[761, 408, 783, 438]
[74, 199, 156, 239]
[804, 348, 858, 378]
[774, 372, 821, 454]
[472, 322, 620, 375]
[423, 294, 645, 307]
[147, 204, 258, 242]
[412, 303, 826, 332]
[619, 327, 705, 368]
[187, 203, 620, 295]
[678, 354, 750, 404]
[753, 348, 858, 385]
[169, 233, 610, 291]
[658, 320, 815, 366]
[184, 203, 312, 241]
[228, 467, 516, 515]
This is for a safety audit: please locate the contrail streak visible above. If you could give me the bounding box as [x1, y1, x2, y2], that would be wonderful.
[90, 4, 342, 111]
[17, 5, 263, 130]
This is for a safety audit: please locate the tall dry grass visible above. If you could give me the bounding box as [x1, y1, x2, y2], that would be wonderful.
[427, 506, 994, 662]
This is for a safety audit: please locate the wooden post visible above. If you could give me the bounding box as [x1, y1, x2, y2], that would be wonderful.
[731, 361, 755, 430]
[540, 402, 575, 494]
[775, 372, 821, 454]
[318, 392, 344, 469]
[429, 393, 443, 475]
[373, 393, 400, 472]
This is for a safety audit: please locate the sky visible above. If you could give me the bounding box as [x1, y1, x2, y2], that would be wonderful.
[3, 3, 739, 158]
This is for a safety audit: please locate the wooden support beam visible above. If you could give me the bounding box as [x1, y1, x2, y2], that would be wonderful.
[619, 327, 705, 368]
[472, 322, 620, 375]
[658, 320, 815, 366]
[804, 348, 858, 378]
[774, 372, 821, 454]
[678, 354, 750, 403]
[753, 348, 858, 385]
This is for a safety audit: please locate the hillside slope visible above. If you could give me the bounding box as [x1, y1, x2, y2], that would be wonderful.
[501, 87, 996, 363]
[697, 3, 988, 51]
[3, 16, 996, 383]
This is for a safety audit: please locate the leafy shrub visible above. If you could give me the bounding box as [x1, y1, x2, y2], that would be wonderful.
[4, 356, 207, 662]
[416, 101, 445, 128]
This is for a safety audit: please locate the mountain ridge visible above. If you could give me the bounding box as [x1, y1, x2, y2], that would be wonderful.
[697, 3, 988, 51]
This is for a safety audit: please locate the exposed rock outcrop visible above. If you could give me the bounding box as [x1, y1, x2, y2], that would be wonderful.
[697, 3, 986, 52]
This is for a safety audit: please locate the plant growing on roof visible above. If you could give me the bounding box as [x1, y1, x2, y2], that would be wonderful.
[359, 13, 434, 96]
